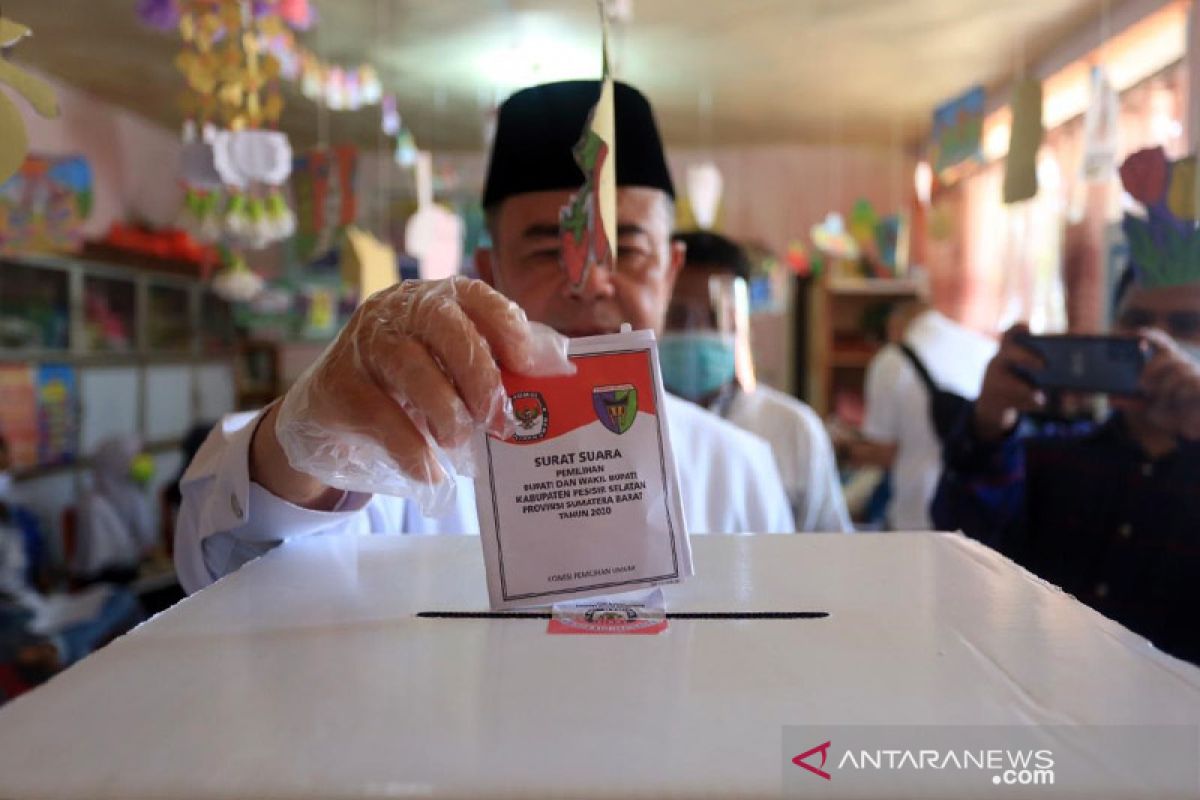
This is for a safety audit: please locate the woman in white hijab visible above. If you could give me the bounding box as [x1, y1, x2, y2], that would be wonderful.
[74, 435, 156, 583]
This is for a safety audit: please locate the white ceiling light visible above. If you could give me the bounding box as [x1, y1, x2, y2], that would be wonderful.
[476, 30, 599, 92]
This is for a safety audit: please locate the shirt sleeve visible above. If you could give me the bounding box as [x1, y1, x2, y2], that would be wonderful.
[793, 405, 853, 533]
[861, 347, 904, 443]
[736, 433, 797, 534]
[930, 405, 1028, 548]
[174, 409, 387, 593]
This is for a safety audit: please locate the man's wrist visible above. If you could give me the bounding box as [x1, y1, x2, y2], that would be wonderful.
[972, 405, 1017, 443]
[249, 401, 345, 511]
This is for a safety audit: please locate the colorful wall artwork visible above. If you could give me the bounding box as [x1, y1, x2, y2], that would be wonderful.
[0, 155, 93, 255]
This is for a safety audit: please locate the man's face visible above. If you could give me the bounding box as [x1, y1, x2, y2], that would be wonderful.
[1114, 282, 1200, 345]
[478, 187, 684, 336]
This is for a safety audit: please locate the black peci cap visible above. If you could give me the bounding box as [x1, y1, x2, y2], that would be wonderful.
[482, 80, 675, 209]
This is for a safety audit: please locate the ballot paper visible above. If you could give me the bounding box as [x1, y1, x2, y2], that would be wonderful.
[474, 328, 692, 609]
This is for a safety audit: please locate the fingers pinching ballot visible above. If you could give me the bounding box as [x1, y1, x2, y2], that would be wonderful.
[274, 277, 575, 513]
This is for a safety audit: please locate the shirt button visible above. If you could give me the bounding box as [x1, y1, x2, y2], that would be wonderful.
[1118, 523, 1133, 540]
[1095, 582, 1110, 599]
[231, 493, 244, 520]
[1142, 463, 1154, 478]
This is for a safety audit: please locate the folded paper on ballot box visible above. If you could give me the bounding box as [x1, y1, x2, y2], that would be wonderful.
[473, 329, 692, 609]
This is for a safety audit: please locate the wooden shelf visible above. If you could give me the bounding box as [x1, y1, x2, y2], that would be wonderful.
[830, 351, 876, 368]
[809, 272, 924, 417]
[826, 276, 926, 297]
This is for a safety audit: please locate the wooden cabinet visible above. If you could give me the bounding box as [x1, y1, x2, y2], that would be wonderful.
[808, 275, 925, 421]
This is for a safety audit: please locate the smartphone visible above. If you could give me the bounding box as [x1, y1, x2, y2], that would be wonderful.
[1013, 334, 1149, 395]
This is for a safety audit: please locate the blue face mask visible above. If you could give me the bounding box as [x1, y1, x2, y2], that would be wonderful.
[658, 331, 737, 402]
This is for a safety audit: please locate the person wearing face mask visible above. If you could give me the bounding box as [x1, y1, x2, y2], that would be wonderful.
[932, 148, 1200, 665]
[74, 434, 157, 584]
[175, 81, 795, 593]
[663, 231, 851, 532]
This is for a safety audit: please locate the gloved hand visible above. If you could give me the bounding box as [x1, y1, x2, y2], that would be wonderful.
[272, 277, 573, 513]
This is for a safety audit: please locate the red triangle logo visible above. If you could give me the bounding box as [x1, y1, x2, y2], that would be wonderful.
[792, 740, 832, 780]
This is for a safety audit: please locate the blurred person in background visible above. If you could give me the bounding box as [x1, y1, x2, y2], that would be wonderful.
[835, 300, 995, 530]
[665, 230, 851, 532]
[74, 434, 157, 584]
[932, 147, 1200, 664]
[1, 433, 140, 702]
[161, 423, 214, 557]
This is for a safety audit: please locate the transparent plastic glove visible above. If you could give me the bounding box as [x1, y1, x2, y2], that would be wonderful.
[275, 277, 574, 514]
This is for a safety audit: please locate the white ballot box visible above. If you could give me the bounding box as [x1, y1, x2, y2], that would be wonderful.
[0, 534, 1198, 799]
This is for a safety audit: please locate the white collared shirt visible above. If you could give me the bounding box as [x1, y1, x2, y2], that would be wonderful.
[175, 395, 795, 593]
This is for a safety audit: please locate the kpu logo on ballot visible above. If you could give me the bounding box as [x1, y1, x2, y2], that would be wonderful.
[511, 391, 548, 441]
[473, 329, 692, 610]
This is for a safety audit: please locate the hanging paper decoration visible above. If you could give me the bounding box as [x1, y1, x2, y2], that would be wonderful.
[686, 163, 723, 230]
[272, 0, 315, 31]
[381, 94, 402, 136]
[174, 0, 295, 251]
[292, 146, 358, 263]
[1120, 147, 1200, 288]
[394, 130, 419, 168]
[211, 248, 265, 302]
[1081, 67, 1120, 184]
[341, 226, 398, 303]
[264, 33, 385, 112]
[136, 0, 182, 31]
[405, 151, 464, 281]
[558, 1, 617, 294]
[139, 0, 313, 32]
[1003, 78, 1043, 204]
[930, 85, 984, 182]
[0, 16, 60, 185]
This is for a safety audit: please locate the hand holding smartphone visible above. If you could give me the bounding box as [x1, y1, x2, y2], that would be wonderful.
[1012, 333, 1152, 396]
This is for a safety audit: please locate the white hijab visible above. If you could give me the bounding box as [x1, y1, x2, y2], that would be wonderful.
[73, 435, 154, 577]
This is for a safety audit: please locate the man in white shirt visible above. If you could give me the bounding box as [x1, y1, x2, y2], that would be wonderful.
[662, 231, 851, 532]
[176, 81, 794, 593]
[846, 302, 996, 530]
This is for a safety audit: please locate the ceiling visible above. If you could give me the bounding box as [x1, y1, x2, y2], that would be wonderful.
[8, 0, 1117, 152]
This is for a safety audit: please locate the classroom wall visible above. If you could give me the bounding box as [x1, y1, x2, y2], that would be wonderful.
[353, 142, 912, 262]
[667, 143, 914, 262]
[16, 67, 183, 237]
[350, 141, 909, 395]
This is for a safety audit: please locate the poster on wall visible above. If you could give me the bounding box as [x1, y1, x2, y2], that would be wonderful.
[36, 363, 76, 466]
[0, 154, 93, 255]
[930, 86, 985, 182]
[0, 363, 36, 467]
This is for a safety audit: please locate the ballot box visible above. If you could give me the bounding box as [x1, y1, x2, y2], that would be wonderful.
[1, 534, 1198, 799]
